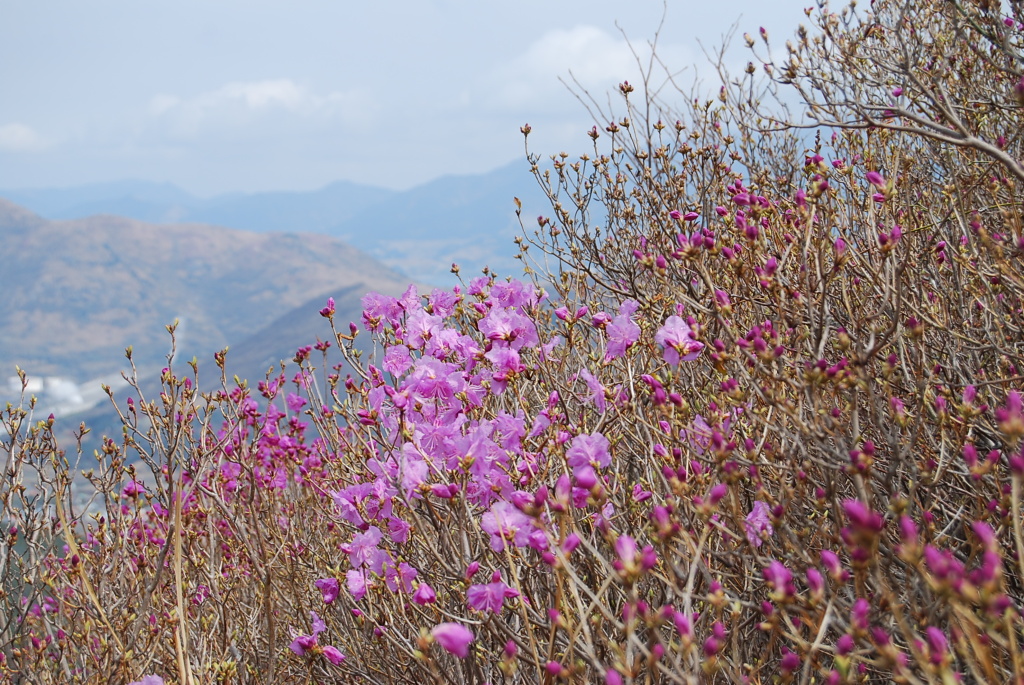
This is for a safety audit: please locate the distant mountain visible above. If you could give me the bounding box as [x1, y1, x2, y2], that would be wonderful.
[0, 198, 412, 385]
[330, 161, 548, 284]
[0, 160, 552, 284]
[0, 179, 397, 234]
[0, 179, 196, 219]
[193, 181, 397, 235]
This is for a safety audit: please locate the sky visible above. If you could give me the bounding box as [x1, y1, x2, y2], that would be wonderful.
[0, 0, 812, 196]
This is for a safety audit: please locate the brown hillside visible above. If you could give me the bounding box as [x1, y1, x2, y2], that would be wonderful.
[0, 198, 412, 381]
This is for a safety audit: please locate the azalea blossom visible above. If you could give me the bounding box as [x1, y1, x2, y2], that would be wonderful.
[122, 480, 146, 498]
[288, 611, 346, 666]
[566, 432, 611, 472]
[289, 611, 327, 656]
[480, 500, 533, 552]
[315, 577, 340, 604]
[431, 622, 474, 658]
[655, 316, 704, 365]
[578, 367, 607, 413]
[477, 307, 538, 350]
[383, 345, 413, 375]
[321, 645, 346, 665]
[745, 501, 773, 548]
[605, 299, 641, 360]
[346, 569, 369, 601]
[466, 572, 519, 613]
[413, 582, 437, 605]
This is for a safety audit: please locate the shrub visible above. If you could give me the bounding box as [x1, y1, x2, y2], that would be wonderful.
[2, 0, 1023, 682]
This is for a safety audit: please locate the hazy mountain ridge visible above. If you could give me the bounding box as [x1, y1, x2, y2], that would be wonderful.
[0, 179, 395, 234]
[0, 160, 550, 284]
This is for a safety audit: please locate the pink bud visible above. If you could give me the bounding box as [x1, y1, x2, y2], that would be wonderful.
[925, 627, 948, 665]
[708, 483, 728, 505]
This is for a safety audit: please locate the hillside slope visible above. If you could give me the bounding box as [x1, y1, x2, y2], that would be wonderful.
[0, 199, 412, 383]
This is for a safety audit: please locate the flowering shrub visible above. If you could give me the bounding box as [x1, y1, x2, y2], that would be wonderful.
[2, 0, 1024, 682]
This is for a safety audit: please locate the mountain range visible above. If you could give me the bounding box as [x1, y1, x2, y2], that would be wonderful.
[1, 160, 550, 286]
[0, 196, 420, 383]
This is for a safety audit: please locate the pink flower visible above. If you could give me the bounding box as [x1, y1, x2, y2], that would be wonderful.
[289, 611, 327, 656]
[348, 526, 386, 570]
[578, 367, 607, 413]
[413, 582, 436, 605]
[384, 561, 418, 594]
[925, 627, 948, 665]
[481, 501, 533, 552]
[842, 499, 884, 533]
[686, 414, 713, 454]
[851, 598, 871, 631]
[129, 677, 164, 685]
[655, 316, 704, 365]
[996, 390, 1024, 436]
[122, 480, 146, 498]
[467, 572, 519, 613]
[566, 432, 611, 471]
[780, 648, 800, 673]
[321, 645, 346, 665]
[763, 560, 795, 598]
[485, 345, 524, 393]
[405, 310, 442, 350]
[614, 534, 637, 565]
[346, 569, 368, 601]
[315, 578, 339, 604]
[361, 292, 403, 332]
[477, 307, 538, 350]
[431, 622, 474, 658]
[745, 501, 773, 547]
[605, 300, 640, 360]
[383, 345, 413, 376]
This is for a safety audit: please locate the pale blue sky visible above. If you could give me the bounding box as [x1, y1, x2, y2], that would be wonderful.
[0, 0, 812, 195]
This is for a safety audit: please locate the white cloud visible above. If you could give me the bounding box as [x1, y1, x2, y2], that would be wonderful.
[148, 94, 181, 115]
[488, 26, 698, 112]
[147, 79, 373, 139]
[217, 79, 306, 109]
[0, 123, 48, 152]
